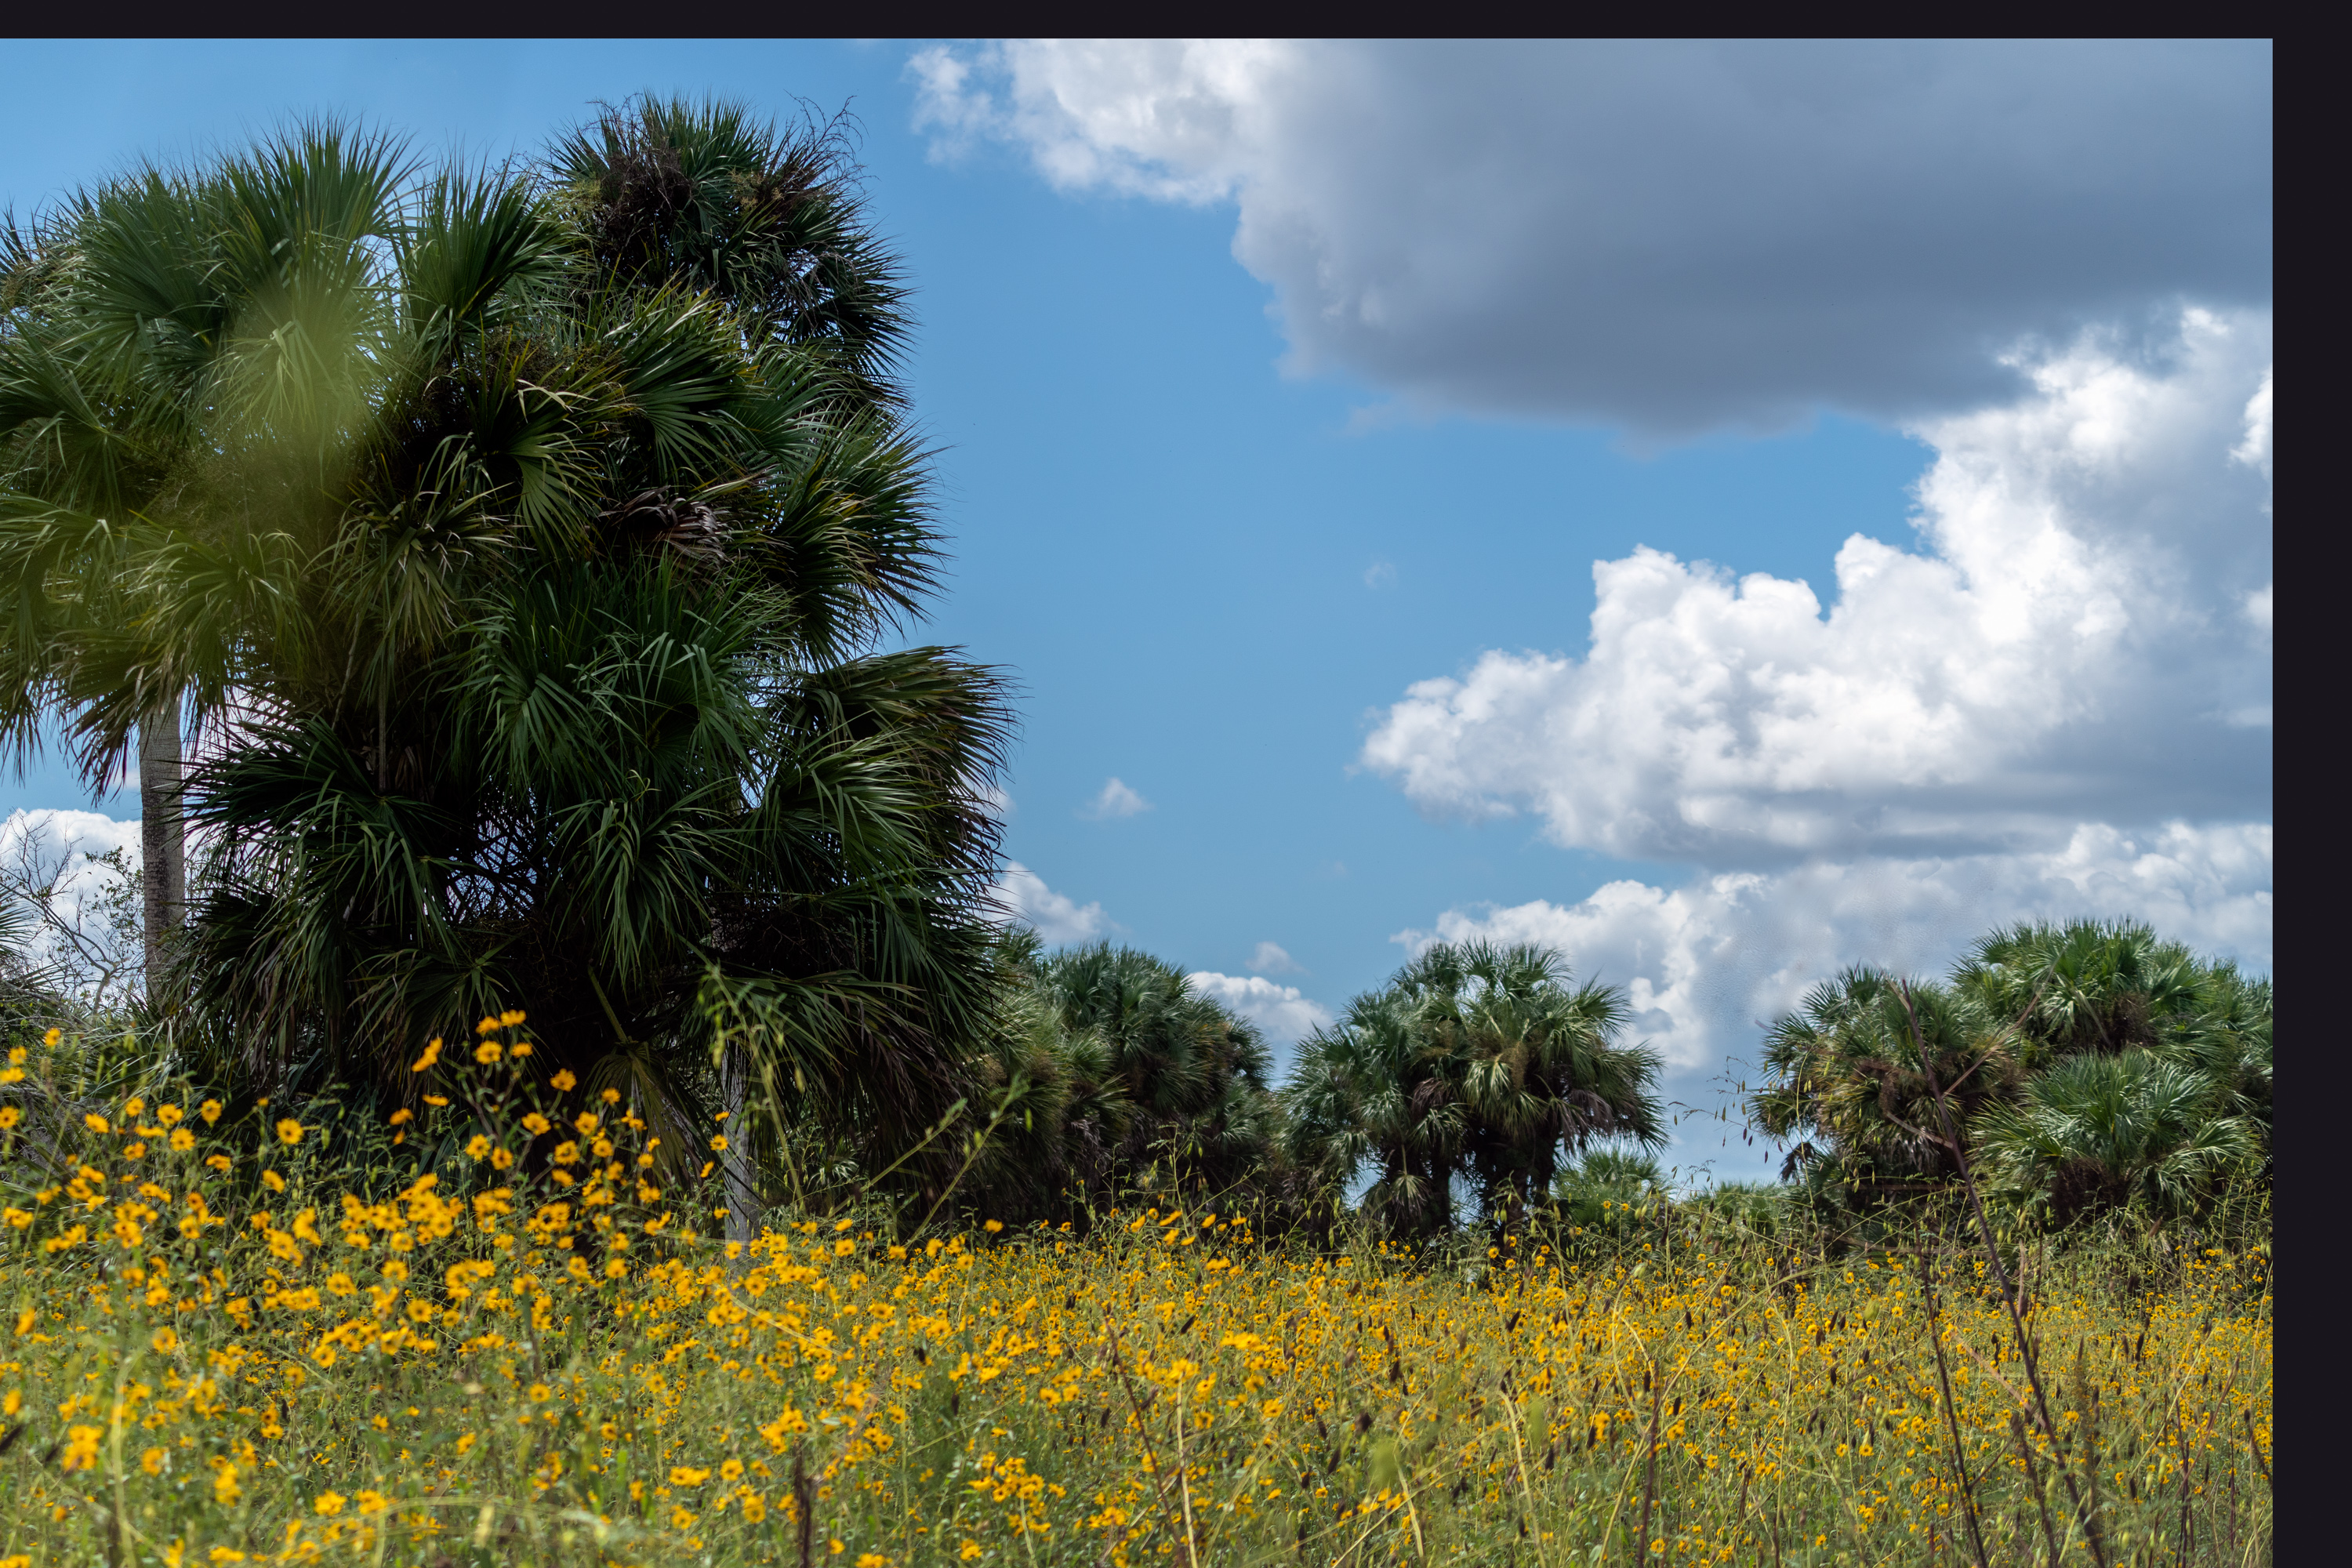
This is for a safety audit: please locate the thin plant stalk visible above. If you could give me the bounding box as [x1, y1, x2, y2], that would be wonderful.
[1898, 982, 2108, 1568]
[1920, 1251, 1994, 1568]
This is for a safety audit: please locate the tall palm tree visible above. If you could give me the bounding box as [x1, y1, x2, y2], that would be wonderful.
[1286, 941, 1663, 1240]
[4, 105, 1013, 1217]
[1, 133, 413, 976]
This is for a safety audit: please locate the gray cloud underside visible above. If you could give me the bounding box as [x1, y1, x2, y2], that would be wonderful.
[917, 39, 2270, 434]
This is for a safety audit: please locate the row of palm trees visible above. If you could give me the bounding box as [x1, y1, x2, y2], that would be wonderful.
[953, 936, 1666, 1239]
[975, 916, 2272, 1239]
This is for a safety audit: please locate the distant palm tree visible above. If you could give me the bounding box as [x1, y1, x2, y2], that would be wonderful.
[1025, 942, 1277, 1189]
[1751, 919, 2271, 1226]
[1287, 941, 1663, 1240]
[1975, 1050, 2260, 1226]
[1750, 967, 2021, 1201]
[3, 103, 1013, 1214]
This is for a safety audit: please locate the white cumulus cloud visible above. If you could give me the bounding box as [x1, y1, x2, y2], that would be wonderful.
[1399, 819, 2272, 1075]
[1083, 777, 1152, 820]
[989, 861, 1110, 946]
[1187, 971, 1334, 1047]
[1360, 313, 2272, 865]
[912, 40, 2270, 434]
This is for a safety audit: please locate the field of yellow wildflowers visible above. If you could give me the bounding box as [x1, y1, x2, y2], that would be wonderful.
[2, 1022, 2271, 1566]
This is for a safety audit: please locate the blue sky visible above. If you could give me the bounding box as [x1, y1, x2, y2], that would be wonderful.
[0, 41, 2271, 1178]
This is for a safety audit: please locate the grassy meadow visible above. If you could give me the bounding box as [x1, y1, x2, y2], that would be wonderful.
[2, 1025, 2272, 1566]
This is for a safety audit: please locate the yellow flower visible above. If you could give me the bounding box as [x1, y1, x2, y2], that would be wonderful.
[474, 1040, 503, 1064]
[720, 1459, 745, 1482]
[355, 1490, 389, 1515]
[511, 1040, 533, 1058]
[984, 1219, 1004, 1233]
[477, 1014, 503, 1035]
[423, 1094, 449, 1106]
[205, 1154, 231, 1172]
[411, 1038, 442, 1073]
[168, 1128, 194, 1151]
[710, 1134, 729, 1152]
[574, 1112, 601, 1136]
[61, 1424, 103, 1471]
[43, 1026, 61, 1046]
[2, 1391, 19, 1416]
[276, 1118, 303, 1145]
[83, 1112, 110, 1134]
[151, 1327, 178, 1353]
[389, 1107, 413, 1125]
[199, 1100, 222, 1124]
[0, 1107, 18, 1130]
[314, 1491, 346, 1515]
[466, 1134, 494, 1160]
[550, 1069, 578, 1091]
[156, 1103, 182, 1125]
[858, 1557, 890, 1568]
[261, 1170, 286, 1193]
[140, 1446, 167, 1475]
[529, 1383, 554, 1402]
[670, 1465, 712, 1486]
[521, 1112, 553, 1136]
[960, 1544, 983, 1561]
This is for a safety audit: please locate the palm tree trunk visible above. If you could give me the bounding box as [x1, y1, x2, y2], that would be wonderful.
[720, 1041, 759, 1250]
[138, 695, 184, 985]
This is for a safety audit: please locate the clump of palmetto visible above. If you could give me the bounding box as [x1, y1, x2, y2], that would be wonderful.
[1751, 918, 2269, 1233]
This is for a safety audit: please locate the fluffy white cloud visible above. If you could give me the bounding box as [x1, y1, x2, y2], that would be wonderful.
[1083, 777, 1152, 819]
[1187, 971, 1334, 1046]
[988, 861, 1109, 945]
[1361, 314, 2273, 865]
[1246, 940, 1299, 974]
[1399, 819, 2271, 1075]
[913, 40, 2270, 433]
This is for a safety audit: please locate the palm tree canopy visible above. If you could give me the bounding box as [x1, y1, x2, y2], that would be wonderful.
[1751, 918, 2270, 1225]
[1285, 940, 1663, 1238]
[1, 105, 1011, 1199]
